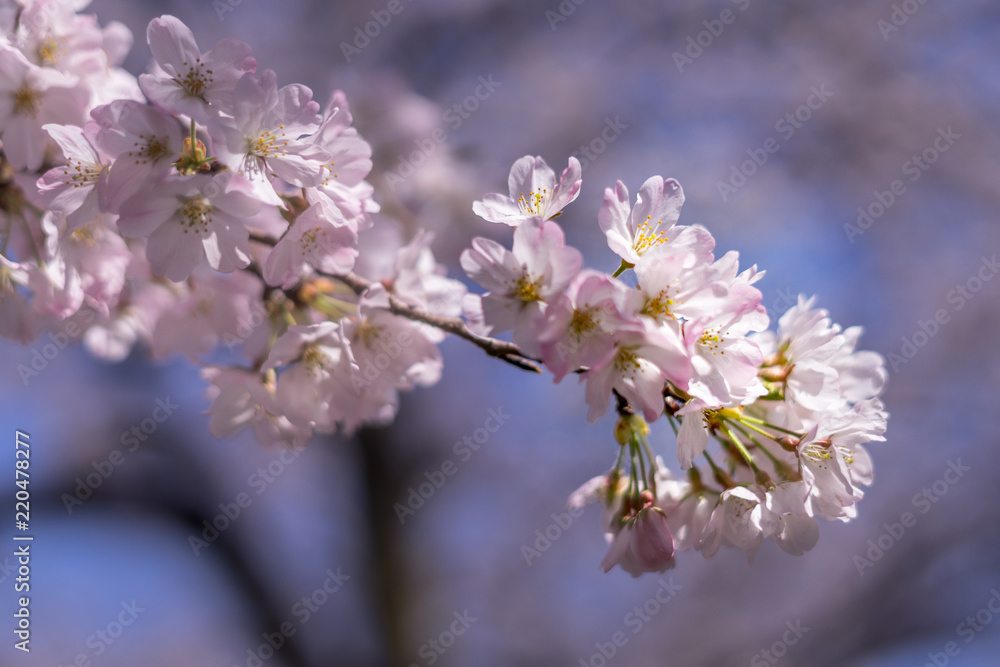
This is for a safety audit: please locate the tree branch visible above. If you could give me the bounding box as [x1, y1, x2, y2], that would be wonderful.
[247, 232, 542, 373]
[328, 270, 542, 372]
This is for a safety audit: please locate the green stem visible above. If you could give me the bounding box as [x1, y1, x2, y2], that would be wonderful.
[740, 414, 803, 437]
[634, 437, 649, 494]
[639, 434, 658, 490]
[720, 422, 757, 471]
[611, 259, 633, 278]
[728, 419, 781, 467]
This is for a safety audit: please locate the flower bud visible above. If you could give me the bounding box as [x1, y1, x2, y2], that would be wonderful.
[614, 413, 648, 445]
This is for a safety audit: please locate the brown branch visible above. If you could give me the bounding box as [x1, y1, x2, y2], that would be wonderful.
[247, 231, 542, 373]
[323, 270, 542, 373]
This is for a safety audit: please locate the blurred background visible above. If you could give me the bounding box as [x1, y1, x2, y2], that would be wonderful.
[2, 0, 1000, 665]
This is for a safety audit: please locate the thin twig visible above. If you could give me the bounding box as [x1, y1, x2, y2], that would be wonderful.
[247, 231, 542, 373]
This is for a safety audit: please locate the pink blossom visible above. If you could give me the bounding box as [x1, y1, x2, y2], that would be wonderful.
[0, 44, 87, 170]
[582, 318, 692, 423]
[0, 254, 34, 343]
[600, 507, 676, 577]
[90, 100, 184, 212]
[38, 212, 131, 318]
[599, 176, 714, 266]
[263, 203, 358, 289]
[117, 173, 262, 281]
[263, 321, 352, 433]
[150, 270, 264, 361]
[460, 218, 582, 354]
[305, 91, 377, 226]
[139, 15, 255, 123]
[537, 269, 634, 382]
[472, 155, 582, 227]
[699, 486, 778, 564]
[342, 287, 443, 397]
[212, 69, 330, 205]
[202, 366, 312, 448]
[387, 230, 467, 324]
[37, 122, 110, 231]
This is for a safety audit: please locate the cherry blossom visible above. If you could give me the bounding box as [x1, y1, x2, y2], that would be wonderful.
[460, 218, 582, 353]
[37, 122, 110, 231]
[263, 203, 358, 289]
[90, 99, 184, 211]
[600, 177, 715, 272]
[117, 172, 262, 281]
[211, 69, 329, 205]
[472, 155, 582, 227]
[0, 10, 892, 574]
[139, 14, 255, 123]
[0, 44, 87, 170]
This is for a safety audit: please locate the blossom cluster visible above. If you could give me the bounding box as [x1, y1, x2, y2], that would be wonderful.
[0, 4, 889, 571]
[463, 156, 888, 573]
[0, 7, 465, 446]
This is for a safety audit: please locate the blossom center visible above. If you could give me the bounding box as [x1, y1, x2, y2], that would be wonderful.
[37, 35, 65, 66]
[516, 187, 548, 217]
[730, 497, 757, 518]
[127, 134, 171, 164]
[698, 326, 726, 355]
[641, 288, 676, 320]
[633, 215, 668, 255]
[355, 320, 385, 349]
[249, 126, 289, 159]
[176, 58, 213, 99]
[241, 126, 289, 179]
[570, 306, 598, 339]
[321, 160, 338, 185]
[802, 442, 834, 467]
[179, 196, 212, 234]
[71, 224, 98, 248]
[298, 225, 328, 260]
[613, 347, 641, 375]
[512, 272, 542, 304]
[302, 344, 331, 375]
[61, 158, 104, 188]
[12, 85, 41, 118]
